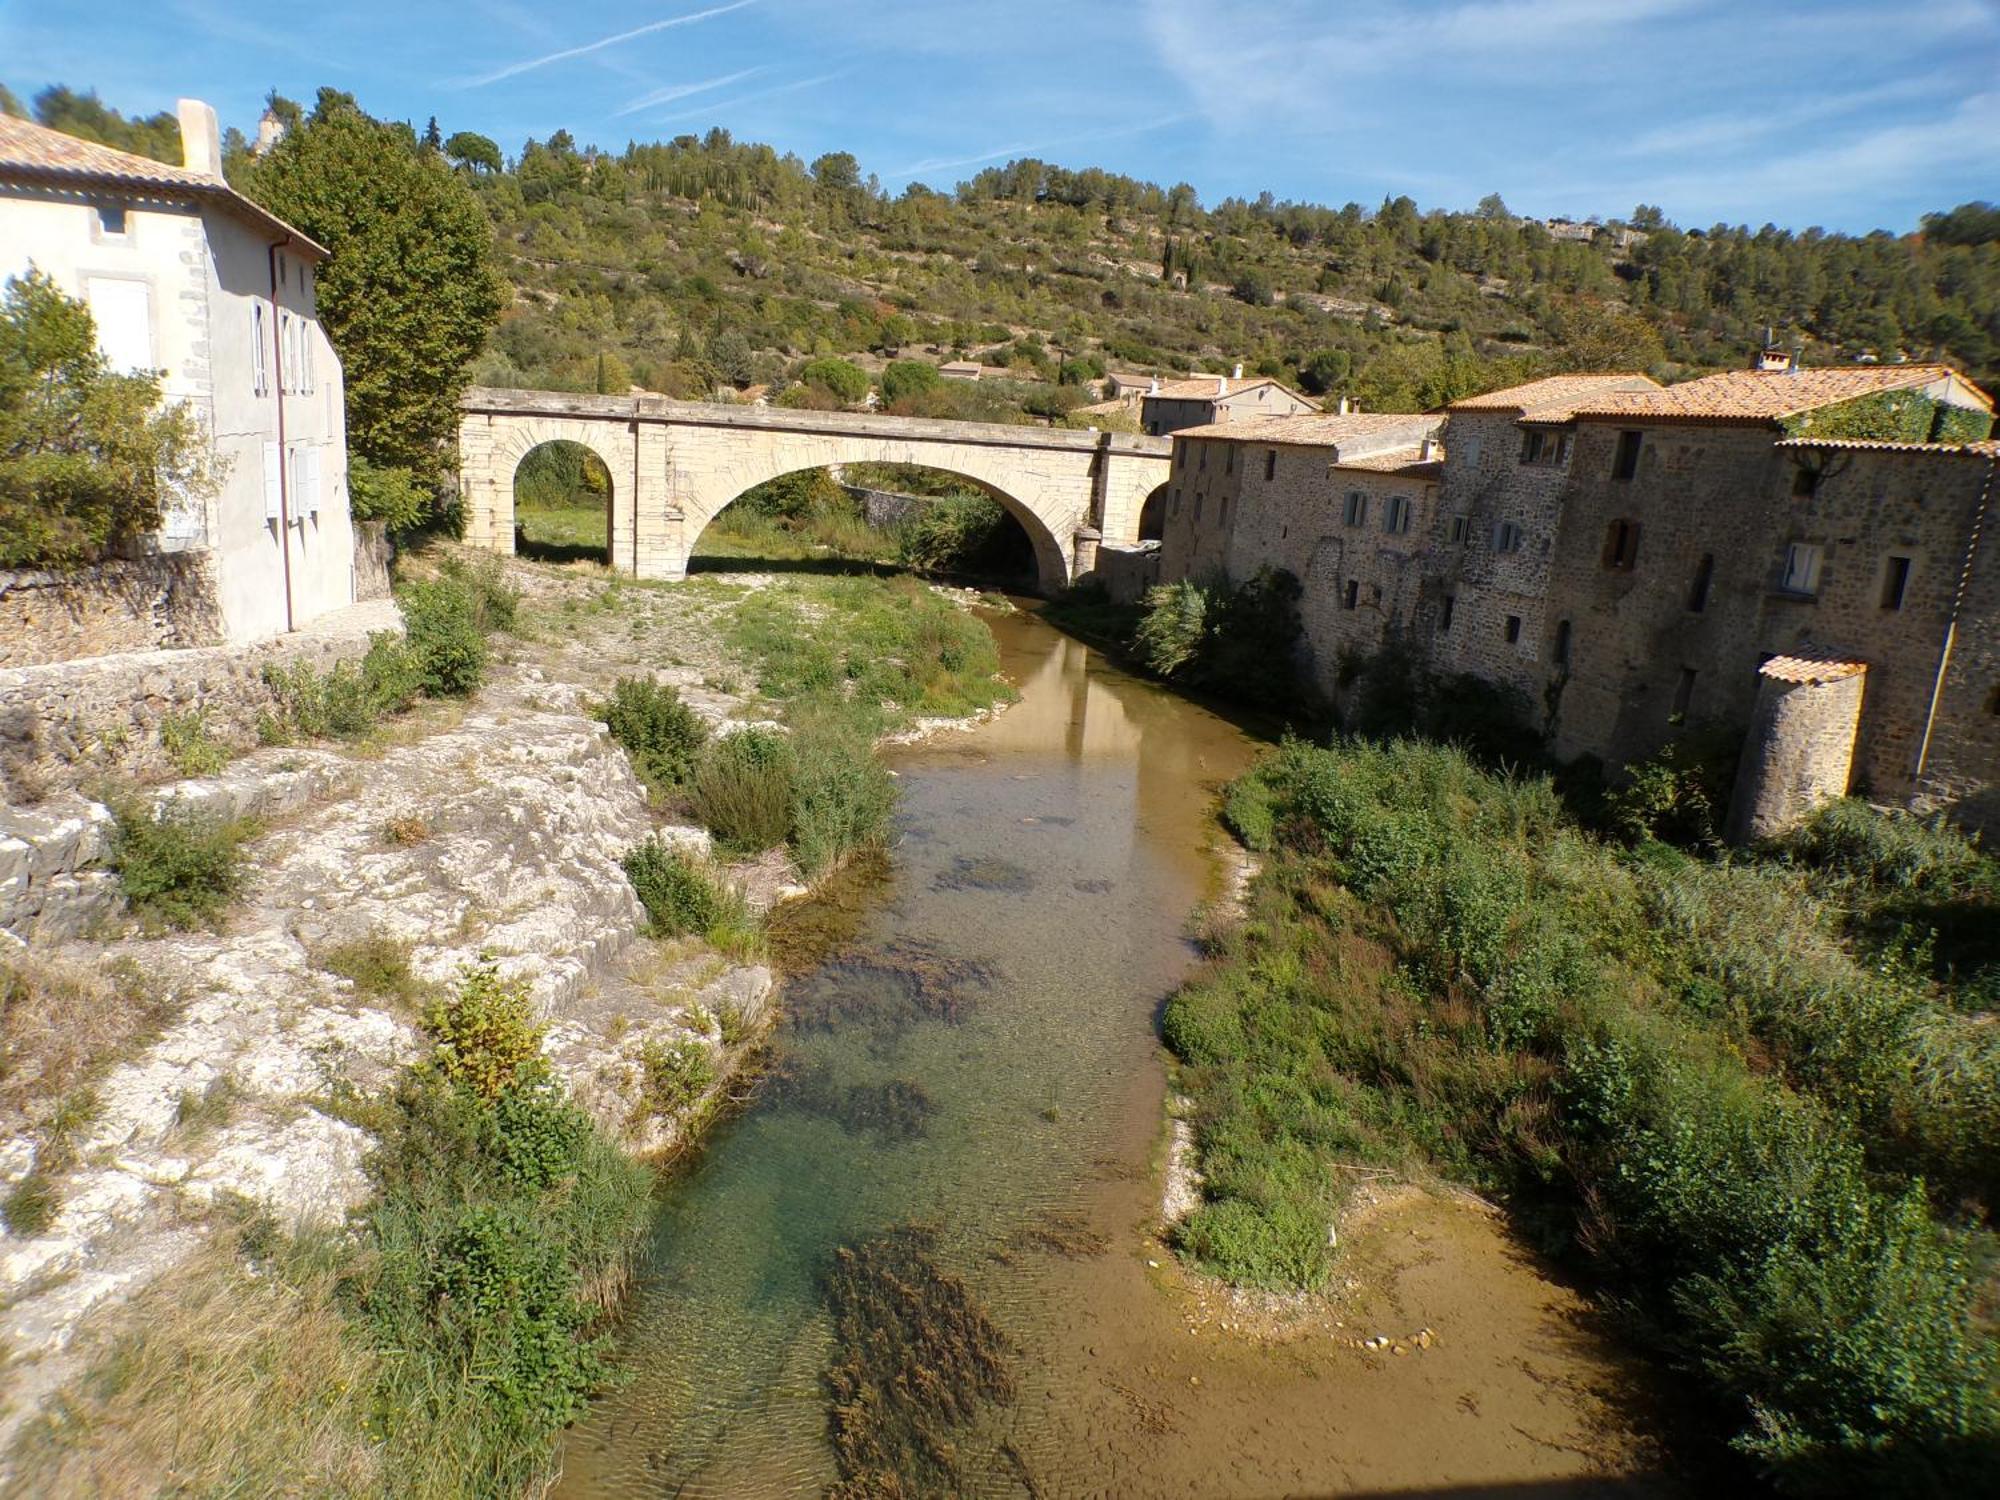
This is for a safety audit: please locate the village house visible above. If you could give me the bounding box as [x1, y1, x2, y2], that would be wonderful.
[1140, 369, 1316, 437]
[0, 101, 353, 646]
[1543, 365, 1996, 828]
[1157, 411, 1443, 693]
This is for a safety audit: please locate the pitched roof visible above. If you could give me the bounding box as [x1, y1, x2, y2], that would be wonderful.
[1760, 652, 1867, 684]
[1447, 373, 1662, 421]
[1333, 445, 1445, 479]
[1571, 366, 1991, 425]
[1147, 375, 1309, 404]
[0, 111, 328, 257]
[1172, 411, 1438, 450]
[1775, 437, 2000, 457]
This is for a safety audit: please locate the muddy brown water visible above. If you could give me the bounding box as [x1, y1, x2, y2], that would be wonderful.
[555, 607, 1685, 1498]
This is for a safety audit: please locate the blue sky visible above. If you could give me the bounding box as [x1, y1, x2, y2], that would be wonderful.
[4, 0, 1995, 231]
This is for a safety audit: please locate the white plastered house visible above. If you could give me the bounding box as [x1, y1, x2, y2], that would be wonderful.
[0, 99, 354, 642]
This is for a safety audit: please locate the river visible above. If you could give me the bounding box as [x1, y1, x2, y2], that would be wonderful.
[556, 605, 1681, 1498]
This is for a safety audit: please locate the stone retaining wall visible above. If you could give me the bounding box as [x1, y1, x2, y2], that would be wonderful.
[0, 599, 401, 805]
[1094, 542, 1163, 604]
[0, 554, 224, 668]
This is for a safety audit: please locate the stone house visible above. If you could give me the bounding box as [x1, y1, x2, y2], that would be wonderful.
[1156, 412, 1444, 696]
[0, 101, 354, 646]
[1421, 374, 1662, 702]
[938, 360, 983, 382]
[1544, 365, 1995, 824]
[1140, 371, 1316, 437]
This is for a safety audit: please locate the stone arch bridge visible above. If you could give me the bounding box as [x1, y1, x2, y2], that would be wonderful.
[457, 387, 1172, 592]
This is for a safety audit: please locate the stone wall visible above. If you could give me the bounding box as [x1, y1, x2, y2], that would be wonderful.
[1092, 542, 1161, 604]
[0, 553, 224, 668]
[0, 598, 400, 804]
[1726, 667, 1867, 842]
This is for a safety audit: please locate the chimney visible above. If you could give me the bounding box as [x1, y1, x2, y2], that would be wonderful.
[1148, 377, 1159, 396]
[177, 98, 223, 180]
[1337, 396, 1349, 415]
[1420, 437, 1437, 462]
[1214, 374, 1226, 396]
[1232, 362, 1243, 380]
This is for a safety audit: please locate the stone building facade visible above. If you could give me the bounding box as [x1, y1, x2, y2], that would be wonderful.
[0, 103, 355, 647]
[1155, 412, 1443, 696]
[1155, 360, 2000, 835]
[1140, 374, 1316, 437]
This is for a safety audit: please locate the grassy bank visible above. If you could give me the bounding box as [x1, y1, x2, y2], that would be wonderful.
[1168, 736, 2000, 1491]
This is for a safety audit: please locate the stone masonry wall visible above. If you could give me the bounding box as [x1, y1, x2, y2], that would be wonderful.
[1912, 452, 2000, 833]
[0, 553, 225, 668]
[1728, 669, 1868, 842]
[0, 599, 400, 804]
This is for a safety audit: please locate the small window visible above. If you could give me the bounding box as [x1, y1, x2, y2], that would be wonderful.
[1518, 428, 1570, 467]
[1199, 444, 1208, 470]
[1175, 444, 1187, 469]
[1881, 555, 1911, 611]
[1602, 518, 1641, 571]
[1781, 541, 1823, 597]
[1264, 449, 1277, 480]
[1226, 444, 1236, 473]
[1671, 667, 1697, 722]
[1520, 429, 1544, 465]
[1343, 579, 1360, 611]
[1553, 618, 1572, 666]
[1219, 495, 1231, 527]
[1688, 553, 1714, 613]
[95, 203, 128, 237]
[1504, 614, 1522, 644]
[1383, 495, 1412, 535]
[1344, 491, 1368, 527]
[1170, 487, 1181, 516]
[1612, 429, 1643, 481]
[1440, 594, 1455, 631]
[1792, 466, 1819, 498]
[1193, 493, 1204, 523]
[1493, 520, 1524, 553]
[1447, 515, 1470, 546]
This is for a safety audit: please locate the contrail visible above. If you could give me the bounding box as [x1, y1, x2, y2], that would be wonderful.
[461, 0, 758, 88]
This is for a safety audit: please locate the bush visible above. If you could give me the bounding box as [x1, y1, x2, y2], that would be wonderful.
[1133, 570, 1307, 712]
[1134, 578, 1208, 678]
[1774, 799, 1984, 893]
[1606, 729, 1741, 849]
[421, 962, 546, 1101]
[880, 359, 941, 404]
[893, 494, 1031, 578]
[262, 631, 423, 741]
[440, 552, 520, 633]
[600, 676, 708, 794]
[399, 575, 488, 696]
[636, 1036, 716, 1115]
[109, 801, 249, 929]
[159, 709, 227, 777]
[796, 356, 869, 402]
[788, 717, 896, 879]
[689, 728, 795, 852]
[347, 455, 430, 531]
[623, 839, 741, 938]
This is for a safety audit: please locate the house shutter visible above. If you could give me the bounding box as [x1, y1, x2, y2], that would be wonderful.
[263, 441, 282, 521]
[306, 446, 323, 517]
[252, 303, 267, 396]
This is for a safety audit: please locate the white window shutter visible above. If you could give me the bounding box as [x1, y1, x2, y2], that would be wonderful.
[303, 326, 315, 394]
[306, 446, 323, 517]
[252, 303, 267, 396]
[263, 441, 281, 521]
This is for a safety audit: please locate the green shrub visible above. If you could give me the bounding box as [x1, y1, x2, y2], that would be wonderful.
[347, 455, 431, 531]
[262, 631, 423, 741]
[398, 576, 488, 696]
[689, 728, 795, 852]
[599, 676, 708, 794]
[1774, 799, 1984, 893]
[1177, 1196, 1331, 1292]
[1134, 578, 1208, 678]
[788, 717, 896, 879]
[1132, 570, 1307, 713]
[159, 709, 227, 777]
[421, 962, 546, 1101]
[440, 552, 520, 633]
[1606, 729, 1742, 848]
[893, 494, 1030, 577]
[623, 839, 739, 938]
[636, 1036, 716, 1115]
[109, 801, 249, 929]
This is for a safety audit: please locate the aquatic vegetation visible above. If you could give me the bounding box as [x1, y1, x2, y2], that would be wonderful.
[821, 1224, 1015, 1498]
[768, 1059, 938, 1141]
[932, 855, 1034, 894]
[785, 938, 994, 1036]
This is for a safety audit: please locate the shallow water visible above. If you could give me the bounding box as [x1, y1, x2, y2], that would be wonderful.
[556, 607, 1681, 1499]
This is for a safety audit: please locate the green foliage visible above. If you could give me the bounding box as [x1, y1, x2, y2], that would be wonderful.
[689, 728, 796, 853]
[444, 130, 503, 174]
[787, 716, 896, 880]
[1772, 798, 1984, 893]
[893, 493, 1031, 578]
[1168, 736, 2000, 1486]
[398, 574, 488, 696]
[731, 466, 850, 521]
[261, 631, 423, 740]
[513, 440, 609, 513]
[1781, 389, 1994, 444]
[159, 710, 227, 777]
[623, 839, 732, 938]
[29, 86, 179, 161]
[347, 455, 432, 530]
[1133, 569, 1307, 713]
[1605, 728, 1742, 849]
[109, 801, 249, 929]
[599, 676, 708, 794]
[0, 271, 213, 567]
[421, 962, 545, 1101]
[636, 1037, 716, 1116]
[234, 89, 503, 484]
[880, 359, 941, 403]
[1347, 641, 1543, 767]
[795, 356, 870, 403]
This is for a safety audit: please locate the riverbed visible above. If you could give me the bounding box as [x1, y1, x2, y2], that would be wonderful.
[556, 605, 1683, 1498]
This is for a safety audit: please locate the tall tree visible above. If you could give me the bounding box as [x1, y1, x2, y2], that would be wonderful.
[235, 89, 503, 493]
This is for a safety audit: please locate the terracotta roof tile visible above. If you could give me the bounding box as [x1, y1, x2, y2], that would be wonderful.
[1774, 437, 2000, 457]
[1760, 652, 1867, 684]
[1447, 374, 1662, 421]
[1148, 375, 1310, 404]
[1572, 366, 1990, 424]
[1334, 445, 1444, 478]
[1172, 412, 1439, 450]
[0, 112, 327, 256]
